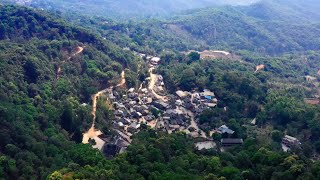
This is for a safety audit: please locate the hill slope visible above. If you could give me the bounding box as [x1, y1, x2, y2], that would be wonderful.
[170, 7, 320, 53]
[2, 0, 259, 20]
[94, 5, 320, 54]
[0, 5, 139, 179]
[242, 0, 320, 22]
[3, 0, 320, 55]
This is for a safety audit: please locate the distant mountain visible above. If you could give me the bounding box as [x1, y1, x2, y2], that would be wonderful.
[3, 0, 320, 55]
[242, 0, 320, 23]
[1, 0, 259, 20]
[97, 4, 320, 54]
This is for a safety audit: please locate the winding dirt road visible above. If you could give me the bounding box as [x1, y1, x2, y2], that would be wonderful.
[56, 46, 84, 80]
[82, 70, 126, 150]
[67, 46, 84, 61]
[148, 67, 168, 101]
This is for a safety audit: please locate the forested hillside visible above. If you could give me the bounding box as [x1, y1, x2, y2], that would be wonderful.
[2, 0, 258, 20]
[49, 130, 320, 179]
[53, 4, 320, 55]
[112, 6, 320, 54]
[169, 7, 320, 54]
[0, 5, 140, 179]
[1, 1, 320, 180]
[4, 0, 320, 55]
[242, 0, 320, 22]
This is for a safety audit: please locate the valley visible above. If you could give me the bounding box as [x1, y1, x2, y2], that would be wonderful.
[1, 1, 320, 180]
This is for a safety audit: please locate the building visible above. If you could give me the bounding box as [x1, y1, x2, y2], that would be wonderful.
[221, 138, 243, 146]
[144, 115, 155, 122]
[128, 88, 135, 93]
[175, 99, 183, 106]
[120, 118, 131, 125]
[150, 57, 161, 65]
[132, 111, 142, 118]
[217, 125, 234, 134]
[204, 95, 212, 100]
[176, 90, 189, 99]
[201, 89, 215, 97]
[127, 122, 141, 134]
[102, 137, 129, 158]
[195, 141, 216, 150]
[200, 90, 215, 103]
[282, 135, 301, 147]
[152, 101, 169, 110]
[205, 103, 217, 108]
[114, 110, 124, 116]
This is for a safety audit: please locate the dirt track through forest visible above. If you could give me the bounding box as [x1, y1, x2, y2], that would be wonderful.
[56, 46, 84, 80]
[82, 71, 125, 150]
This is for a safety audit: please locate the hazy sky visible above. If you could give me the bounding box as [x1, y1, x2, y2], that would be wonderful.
[221, 0, 260, 5]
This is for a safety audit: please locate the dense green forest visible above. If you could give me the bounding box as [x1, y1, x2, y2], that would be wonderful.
[2, 0, 258, 20]
[0, 5, 140, 179]
[116, 7, 320, 54]
[4, 0, 320, 55]
[61, 7, 320, 55]
[1, 1, 320, 180]
[49, 130, 320, 179]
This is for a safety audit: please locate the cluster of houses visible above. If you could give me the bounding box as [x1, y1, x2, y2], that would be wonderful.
[136, 53, 161, 67]
[103, 55, 301, 157]
[103, 54, 306, 156]
[101, 55, 225, 155]
[175, 89, 218, 113]
[112, 87, 157, 135]
[102, 54, 251, 155]
[101, 86, 157, 157]
[93, 53, 305, 158]
[103, 82, 248, 155]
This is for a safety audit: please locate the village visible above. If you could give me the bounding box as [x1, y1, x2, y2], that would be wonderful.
[97, 54, 221, 157]
[88, 53, 302, 158]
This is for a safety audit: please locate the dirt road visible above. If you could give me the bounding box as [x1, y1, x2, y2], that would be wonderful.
[57, 46, 84, 80]
[116, 71, 126, 87]
[148, 67, 168, 101]
[180, 107, 206, 138]
[255, 64, 265, 73]
[67, 46, 84, 61]
[82, 70, 125, 150]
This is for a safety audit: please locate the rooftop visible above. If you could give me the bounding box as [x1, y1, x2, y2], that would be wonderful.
[151, 57, 161, 62]
[202, 90, 215, 97]
[284, 135, 298, 142]
[221, 138, 243, 144]
[176, 90, 189, 98]
[218, 125, 234, 134]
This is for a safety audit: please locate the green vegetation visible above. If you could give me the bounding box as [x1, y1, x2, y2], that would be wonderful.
[6, 0, 320, 55]
[1, 1, 320, 179]
[0, 5, 140, 179]
[2, 0, 257, 20]
[50, 130, 320, 179]
[157, 50, 320, 153]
